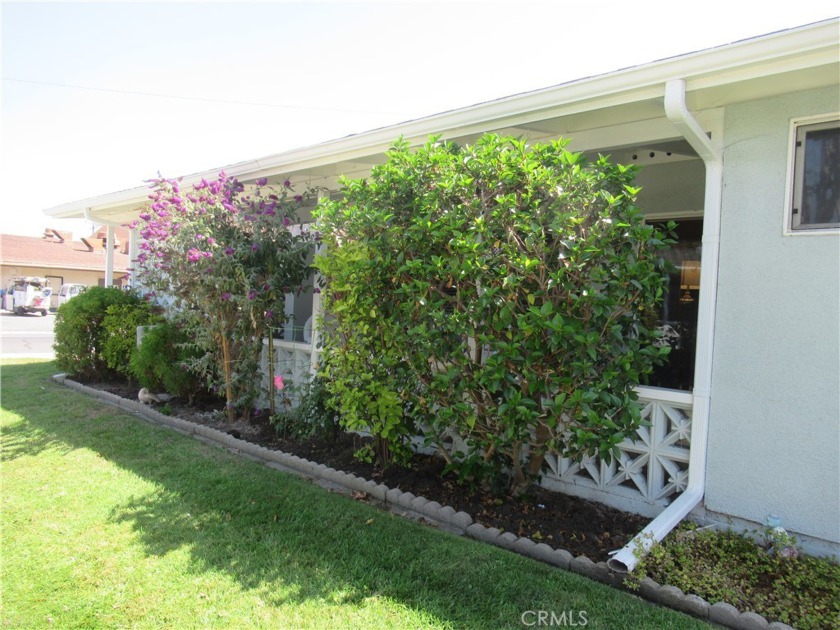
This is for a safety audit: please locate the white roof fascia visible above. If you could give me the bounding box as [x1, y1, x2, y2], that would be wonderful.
[44, 19, 838, 221]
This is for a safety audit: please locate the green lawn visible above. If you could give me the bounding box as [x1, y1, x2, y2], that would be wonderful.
[1, 360, 709, 629]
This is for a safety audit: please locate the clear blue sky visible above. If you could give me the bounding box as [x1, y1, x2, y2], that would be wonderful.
[2, 1, 837, 238]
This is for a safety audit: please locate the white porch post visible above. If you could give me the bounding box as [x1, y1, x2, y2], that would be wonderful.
[105, 225, 115, 287]
[128, 228, 138, 288]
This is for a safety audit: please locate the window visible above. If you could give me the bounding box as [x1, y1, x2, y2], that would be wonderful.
[789, 118, 840, 231]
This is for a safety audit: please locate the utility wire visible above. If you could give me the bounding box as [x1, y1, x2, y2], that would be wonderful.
[2, 77, 412, 116]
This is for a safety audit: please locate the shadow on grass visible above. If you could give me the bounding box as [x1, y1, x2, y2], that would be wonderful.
[1, 361, 704, 629]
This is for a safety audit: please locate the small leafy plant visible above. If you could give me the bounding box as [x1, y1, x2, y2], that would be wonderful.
[271, 377, 340, 441]
[628, 523, 839, 630]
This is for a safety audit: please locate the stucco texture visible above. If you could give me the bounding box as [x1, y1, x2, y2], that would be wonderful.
[706, 86, 840, 546]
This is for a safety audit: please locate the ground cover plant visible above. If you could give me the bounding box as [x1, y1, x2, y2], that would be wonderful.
[629, 524, 839, 630]
[316, 135, 674, 493]
[0, 360, 708, 629]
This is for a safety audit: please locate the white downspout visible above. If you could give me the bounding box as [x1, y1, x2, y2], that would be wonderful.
[608, 79, 723, 573]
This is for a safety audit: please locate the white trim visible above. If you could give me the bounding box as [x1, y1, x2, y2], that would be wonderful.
[634, 385, 694, 406]
[782, 112, 840, 236]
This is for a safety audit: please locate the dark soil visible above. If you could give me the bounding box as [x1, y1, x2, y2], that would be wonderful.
[88, 379, 648, 562]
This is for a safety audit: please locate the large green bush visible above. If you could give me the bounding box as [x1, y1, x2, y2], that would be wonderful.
[315, 134, 673, 492]
[54, 287, 151, 380]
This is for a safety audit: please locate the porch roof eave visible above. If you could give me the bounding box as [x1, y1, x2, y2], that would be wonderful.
[43, 18, 839, 226]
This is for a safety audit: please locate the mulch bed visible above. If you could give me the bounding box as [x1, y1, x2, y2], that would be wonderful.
[87, 379, 648, 562]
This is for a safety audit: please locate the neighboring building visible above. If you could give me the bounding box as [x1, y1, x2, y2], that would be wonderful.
[44, 19, 839, 563]
[0, 228, 131, 306]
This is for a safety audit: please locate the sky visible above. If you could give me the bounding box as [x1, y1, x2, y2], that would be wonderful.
[1, 0, 838, 239]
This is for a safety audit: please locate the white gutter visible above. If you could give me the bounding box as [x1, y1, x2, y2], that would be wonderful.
[607, 79, 723, 573]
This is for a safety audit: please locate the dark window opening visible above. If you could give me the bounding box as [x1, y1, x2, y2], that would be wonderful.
[647, 219, 702, 391]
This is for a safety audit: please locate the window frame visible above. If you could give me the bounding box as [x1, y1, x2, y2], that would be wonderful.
[784, 113, 840, 236]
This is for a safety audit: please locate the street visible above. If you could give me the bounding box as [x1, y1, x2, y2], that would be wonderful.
[0, 311, 56, 359]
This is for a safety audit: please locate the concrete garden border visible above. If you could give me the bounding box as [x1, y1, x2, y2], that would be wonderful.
[54, 374, 795, 630]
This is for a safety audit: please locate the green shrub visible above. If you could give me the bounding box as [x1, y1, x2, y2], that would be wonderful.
[315, 134, 673, 491]
[101, 301, 160, 378]
[54, 287, 149, 380]
[129, 319, 203, 401]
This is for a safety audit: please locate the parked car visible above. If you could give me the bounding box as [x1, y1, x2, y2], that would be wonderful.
[3, 277, 52, 316]
[53, 283, 86, 310]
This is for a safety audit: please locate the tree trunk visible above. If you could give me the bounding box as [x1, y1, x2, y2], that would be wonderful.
[221, 334, 234, 422]
[267, 332, 276, 416]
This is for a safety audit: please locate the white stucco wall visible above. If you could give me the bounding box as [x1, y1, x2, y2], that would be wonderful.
[706, 86, 840, 549]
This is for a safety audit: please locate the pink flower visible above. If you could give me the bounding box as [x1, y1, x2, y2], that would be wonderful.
[274, 375, 285, 390]
[221, 292, 231, 301]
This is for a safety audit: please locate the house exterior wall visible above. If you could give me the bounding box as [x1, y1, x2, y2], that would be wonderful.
[706, 86, 839, 549]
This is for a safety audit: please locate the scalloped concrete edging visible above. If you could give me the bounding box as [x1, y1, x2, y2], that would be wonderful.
[54, 374, 796, 630]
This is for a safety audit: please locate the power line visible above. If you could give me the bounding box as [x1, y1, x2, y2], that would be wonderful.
[2, 77, 412, 116]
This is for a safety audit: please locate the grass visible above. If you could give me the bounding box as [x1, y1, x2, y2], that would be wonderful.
[0, 360, 709, 629]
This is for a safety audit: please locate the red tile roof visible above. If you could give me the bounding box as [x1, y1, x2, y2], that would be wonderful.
[0, 232, 130, 272]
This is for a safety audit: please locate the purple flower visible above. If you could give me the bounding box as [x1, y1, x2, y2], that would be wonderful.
[283, 216, 291, 227]
[248, 290, 257, 300]
[265, 310, 274, 319]
[314, 287, 321, 294]
[251, 243, 260, 251]
[221, 292, 232, 301]
[187, 248, 202, 262]
[224, 247, 235, 255]
[294, 195, 303, 202]
[283, 179, 291, 188]
[256, 177, 268, 186]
